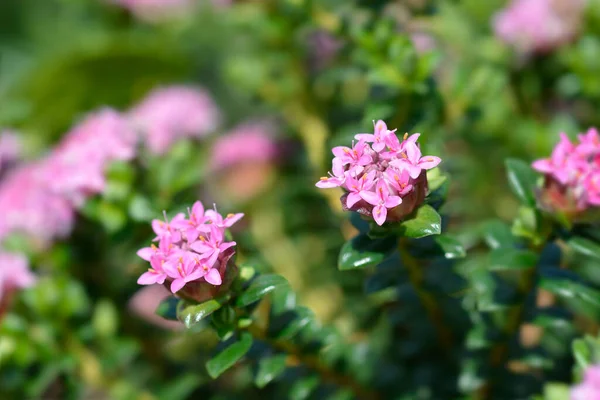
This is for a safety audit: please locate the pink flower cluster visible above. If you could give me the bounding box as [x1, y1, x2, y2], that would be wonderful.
[571, 365, 600, 400]
[137, 201, 243, 294]
[209, 122, 279, 171]
[316, 120, 441, 225]
[0, 251, 36, 305]
[493, 0, 586, 54]
[129, 86, 220, 154]
[0, 85, 220, 247]
[532, 128, 600, 210]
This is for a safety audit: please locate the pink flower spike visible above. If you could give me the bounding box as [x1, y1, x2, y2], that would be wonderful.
[344, 170, 377, 208]
[316, 158, 347, 188]
[360, 180, 402, 225]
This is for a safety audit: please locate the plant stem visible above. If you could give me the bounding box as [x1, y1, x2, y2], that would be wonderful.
[397, 237, 454, 353]
[246, 323, 379, 400]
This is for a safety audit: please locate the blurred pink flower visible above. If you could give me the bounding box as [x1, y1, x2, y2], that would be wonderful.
[493, 0, 586, 54]
[109, 0, 230, 22]
[571, 365, 600, 400]
[410, 32, 436, 54]
[40, 109, 137, 207]
[0, 251, 35, 303]
[0, 164, 75, 246]
[0, 130, 22, 173]
[209, 122, 278, 171]
[128, 285, 182, 330]
[128, 86, 220, 154]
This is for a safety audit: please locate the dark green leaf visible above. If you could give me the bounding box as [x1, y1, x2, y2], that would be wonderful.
[255, 354, 287, 388]
[505, 159, 538, 206]
[206, 332, 253, 379]
[482, 220, 515, 249]
[338, 233, 396, 270]
[276, 307, 314, 340]
[488, 248, 538, 271]
[236, 274, 290, 307]
[434, 235, 466, 259]
[289, 376, 320, 400]
[398, 204, 442, 238]
[540, 278, 600, 319]
[573, 338, 591, 369]
[155, 296, 180, 321]
[177, 298, 225, 329]
[569, 237, 600, 261]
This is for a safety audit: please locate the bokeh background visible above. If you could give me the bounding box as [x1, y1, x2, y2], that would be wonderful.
[0, 0, 599, 398]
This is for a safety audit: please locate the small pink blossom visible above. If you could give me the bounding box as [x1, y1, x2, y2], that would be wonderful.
[128, 86, 220, 154]
[137, 200, 241, 294]
[316, 120, 442, 225]
[361, 180, 402, 226]
[0, 252, 36, 303]
[209, 122, 279, 172]
[571, 365, 600, 400]
[493, 0, 586, 54]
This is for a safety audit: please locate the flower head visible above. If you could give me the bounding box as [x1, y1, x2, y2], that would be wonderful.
[532, 128, 600, 217]
[128, 86, 220, 154]
[316, 120, 442, 225]
[0, 251, 36, 305]
[571, 364, 600, 400]
[493, 0, 585, 54]
[137, 200, 242, 296]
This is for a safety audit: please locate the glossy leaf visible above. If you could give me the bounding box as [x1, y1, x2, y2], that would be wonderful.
[569, 237, 600, 261]
[206, 332, 253, 379]
[488, 248, 538, 271]
[276, 306, 314, 340]
[155, 296, 180, 321]
[177, 298, 224, 328]
[540, 278, 600, 318]
[434, 235, 466, 259]
[338, 233, 396, 270]
[505, 158, 538, 206]
[255, 354, 287, 388]
[398, 204, 442, 238]
[236, 274, 290, 307]
[289, 376, 320, 400]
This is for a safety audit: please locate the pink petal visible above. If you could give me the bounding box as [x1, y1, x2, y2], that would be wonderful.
[138, 271, 161, 285]
[417, 155, 441, 170]
[374, 120, 388, 136]
[346, 192, 362, 208]
[531, 159, 553, 173]
[137, 247, 155, 261]
[404, 142, 422, 163]
[316, 177, 343, 188]
[385, 195, 402, 208]
[219, 241, 236, 252]
[152, 220, 165, 235]
[185, 269, 206, 282]
[191, 201, 204, 218]
[224, 213, 244, 227]
[372, 141, 386, 153]
[170, 278, 186, 293]
[332, 146, 350, 159]
[360, 191, 380, 206]
[407, 165, 422, 179]
[354, 133, 375, 142]
[372, 205, 387, 226]
[205, 269, 222, 285]
[406, 133, 421, 143]
[190, 241, 211, 253]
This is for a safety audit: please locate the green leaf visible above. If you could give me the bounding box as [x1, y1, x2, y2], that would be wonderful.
[398, 204, 442, 238]
[573, 338, 591, 369]
[434, 235, 466, 259]
[542, 383, 570, 400]
[338, 233, 396, 270]
[289, 376, 320, 400]
[488, 248, 538, 271]
[569, 237, 600, 261]
[276, 307, 314, 340]
[482, 220, 515, 249]
[255, 354, 287, 388]
[155, 296, 180, 321]
[505, 159, 538, 206]
[540, 278, 600, 319]
[177, 298, 225, 328]
[236, 274, 290, 307]
[206, 332, 253, 379]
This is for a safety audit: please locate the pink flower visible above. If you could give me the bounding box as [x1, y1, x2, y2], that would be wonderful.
[316, 158, 347, 189]
[190, 225, 236, 266]
[39, 109, 137, 207]
[316, 120, 441, 224]
[0, 252, 36, 303]
[128, 86, 220, 154]
[0, 130, 21, 173]
[493, 0, 585, 54]
[128, 285, 182, 330]
[345, 171, 377, 208]
[361, 180, 402, 226]
[571, 365, 600, 400]
[355, 120, 394, 153]
[209, 122, 279, 172]
[136, 201, 241, 294]
[332, 140, 373, 171]
[533, 128, 600, 212]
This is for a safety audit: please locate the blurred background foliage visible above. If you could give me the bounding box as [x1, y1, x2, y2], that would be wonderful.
[1, 0, 600, 399]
